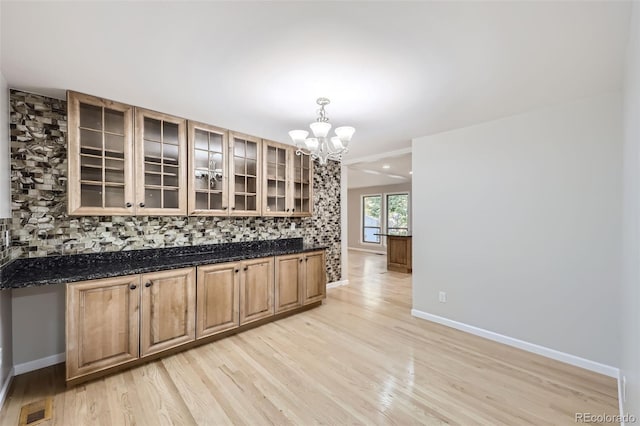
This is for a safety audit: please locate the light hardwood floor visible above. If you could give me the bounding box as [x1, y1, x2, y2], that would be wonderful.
[0, 250, 619, 425]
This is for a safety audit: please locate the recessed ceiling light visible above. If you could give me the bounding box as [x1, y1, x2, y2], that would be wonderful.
[382, 164, 390, 169]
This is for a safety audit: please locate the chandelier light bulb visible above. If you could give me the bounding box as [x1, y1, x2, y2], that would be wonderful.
[310, 122, 332, 138]
[288, 130, 309, 144]
[289, 97, 354, 165]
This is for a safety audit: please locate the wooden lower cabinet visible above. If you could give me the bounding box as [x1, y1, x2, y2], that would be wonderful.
[66, 275, 141, 381]
[196, 263, 240, 339]
[303, 251, 326, 305]
[240, 257, 275, 325]
[140, 267, 196, 357]
[275, 254, 303, 313]
[66, 252, 324, 383]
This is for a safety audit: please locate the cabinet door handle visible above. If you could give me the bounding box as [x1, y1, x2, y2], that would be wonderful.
[139, 202, 145, 208]
[286, 208, 290, 212]
[129, 284, 137, 290]
[305, 258, 308, 262]
[223, 206, 228, 210]
[292, 208, 295, 212]
[231, 206, 236, 210]
[299, 258, 304, 263]
[243, 266, 248, 271]
[126, 202, 132, 208]
[145, 282, 152, 288]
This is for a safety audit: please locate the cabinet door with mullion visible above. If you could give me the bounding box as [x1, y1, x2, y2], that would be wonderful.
[135, 108, 187, 216]
[188, 121, 229, 215]
[229, 132, 261, 216]
[68, 91, 134, 215]
[292, 152, 313, 217]
[263, 140, 291, 216]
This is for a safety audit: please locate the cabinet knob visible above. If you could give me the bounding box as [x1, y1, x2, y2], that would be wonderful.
[129, 284, 137, 290]
[234, 269, 239, 273]
[139, 202, 145, 208]
[305, 258, 308, 262]
[223, 206, 228, 210]
[299, 258, 304, 263]
[125, 202, 132, 208]
[145, 282, 152, 288]
[286, 208, 290, 212]
[243, 266, 248, 271]
[292, 208, 295, 212]
[231, 206, 236, 210]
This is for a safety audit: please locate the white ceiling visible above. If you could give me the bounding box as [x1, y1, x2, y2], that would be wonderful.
[0, 1, 631, 161]
[348, 152, 412, 189]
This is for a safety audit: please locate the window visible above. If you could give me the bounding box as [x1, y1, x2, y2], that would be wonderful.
[362, 195, 382, 243]
[386, 193, 410, 236]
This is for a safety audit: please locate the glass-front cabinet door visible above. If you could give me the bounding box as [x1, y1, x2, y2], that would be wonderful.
[229, 132, 261, 216]
[292, 152, 313, 216]
[68, 91, 134, 215]
[262, 140, 290, 216]
[135, 108, 187, 216]
[188, 121, 228, 215]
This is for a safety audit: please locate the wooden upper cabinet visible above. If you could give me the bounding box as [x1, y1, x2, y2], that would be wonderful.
[229, 132, 262, 216]
[66, 275, 140, 381]
[303, 251, 326, 305]
[68, 91, 135, 215]
[263, 140, 291, 216]
[140, 267, 196, 357]
[239, 257, 274, 324]
[135, 108, 188, 216]
[261, 141, 313, 218]
[188, 121, 229, 215]
[196, 262, 240, 339]
[292, 152, 313, 217]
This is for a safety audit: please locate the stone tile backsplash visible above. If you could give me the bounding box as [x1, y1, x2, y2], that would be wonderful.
[9, 90, 342, 282]
[0, 218, 10, 267]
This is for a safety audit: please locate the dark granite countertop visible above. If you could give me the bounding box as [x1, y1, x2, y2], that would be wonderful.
[0, 238, 327, 289]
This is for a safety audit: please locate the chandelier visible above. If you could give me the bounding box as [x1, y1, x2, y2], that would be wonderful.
[288, 98, 355, 165]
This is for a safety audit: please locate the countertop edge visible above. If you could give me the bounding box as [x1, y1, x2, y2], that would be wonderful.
[2, 245, 328, 290]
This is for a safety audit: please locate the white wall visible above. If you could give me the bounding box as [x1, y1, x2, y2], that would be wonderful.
[412, 93, 622, 367]
[621, 1, 640, 417]
[0, 71, 10, 218]
[12, 286, 65, 366]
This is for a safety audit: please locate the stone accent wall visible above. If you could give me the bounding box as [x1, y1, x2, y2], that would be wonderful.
[0, 218, 10, 267]
[9, 90, 341, 282]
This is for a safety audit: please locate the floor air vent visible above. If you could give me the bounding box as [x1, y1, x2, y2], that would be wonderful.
[18, 398, 52, 426]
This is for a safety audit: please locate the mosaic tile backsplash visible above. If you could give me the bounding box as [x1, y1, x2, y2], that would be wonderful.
[0, 218, 10, 267]
[9, 90, 341, 282]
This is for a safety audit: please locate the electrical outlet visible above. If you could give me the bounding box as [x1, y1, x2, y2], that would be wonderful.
[439, 291, 447, 303]
[623, 375, 627, 403]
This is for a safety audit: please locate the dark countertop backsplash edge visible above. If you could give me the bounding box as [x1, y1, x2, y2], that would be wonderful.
[1, 238, 328, 289]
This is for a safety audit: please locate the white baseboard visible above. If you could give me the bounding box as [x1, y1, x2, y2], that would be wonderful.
[327, 279, 349, 289]
[0, 367, 14, 409]
[411, 309, 619, 378]
[14, 353, 65, 376]
[348, 247, 386, 255]
[618, 370, 626, 425]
